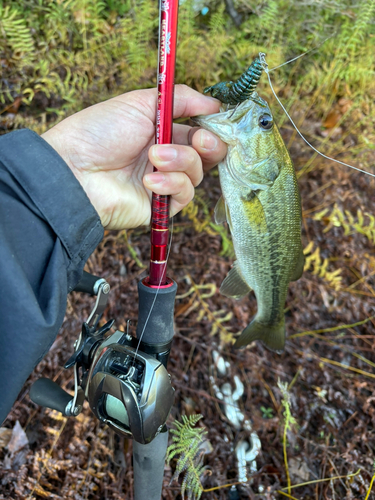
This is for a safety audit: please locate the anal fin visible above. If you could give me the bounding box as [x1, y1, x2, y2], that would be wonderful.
[220, 261, 252, 299]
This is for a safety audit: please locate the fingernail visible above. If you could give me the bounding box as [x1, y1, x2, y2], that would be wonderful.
[200, 130, 218, 151]
[153, 145, 178, 161]
[144, 172, 166, 185]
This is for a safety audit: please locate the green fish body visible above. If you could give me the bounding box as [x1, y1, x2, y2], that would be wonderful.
[195, 94, 303, 351]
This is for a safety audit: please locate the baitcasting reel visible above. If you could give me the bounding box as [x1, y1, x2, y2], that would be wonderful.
[30, 272, 176, 445]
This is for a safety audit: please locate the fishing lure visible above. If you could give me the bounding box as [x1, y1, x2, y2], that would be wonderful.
[204, 54, 264, 105]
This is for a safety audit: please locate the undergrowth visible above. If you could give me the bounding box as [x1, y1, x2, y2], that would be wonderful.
[314, 204, 375, 245]
[278, 380, 298, 496]
[1, 0, 375, 135]
[167, 414, 207, 500]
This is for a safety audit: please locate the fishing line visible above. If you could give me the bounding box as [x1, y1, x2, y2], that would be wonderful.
[268, 33, 336, 72]
[259, 53, 375, 179]
[132, 215, 174, 362]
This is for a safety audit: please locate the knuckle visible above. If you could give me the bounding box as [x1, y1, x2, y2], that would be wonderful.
[179, 172, 191, 190]
[186, 148, 199, 165]
[184, 185, 195, 205]
[178, 176, 194, 204]
[194, 171, 204, 187]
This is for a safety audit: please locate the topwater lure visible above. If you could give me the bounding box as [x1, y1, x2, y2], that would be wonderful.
[204, 54, 264, 105]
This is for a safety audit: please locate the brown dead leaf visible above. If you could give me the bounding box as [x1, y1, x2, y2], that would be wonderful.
[323, 110, 341, 129]
[0, 427, 12, 449]
[7, 421, 28, 454]
[3, 421, 29, 470]
[289, 457, 310, 481]
[174, 296, 196, 318]
[7, 96, 22, 114]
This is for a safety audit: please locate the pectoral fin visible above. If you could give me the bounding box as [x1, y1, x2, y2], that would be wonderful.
[291, 246, 304, 282]
[220, 261, 252, 299]
[239, 158, 280, 191]
[214, 196, 227, 225]
[243, 171, 273, 190]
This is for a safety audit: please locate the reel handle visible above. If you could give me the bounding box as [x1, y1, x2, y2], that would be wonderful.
[73, 271, 105, 295]
[29, 378, 73, 416]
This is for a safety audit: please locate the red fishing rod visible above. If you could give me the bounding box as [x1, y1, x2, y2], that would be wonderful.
[148, 0, 179, 287]
[132, 1, 179, 499]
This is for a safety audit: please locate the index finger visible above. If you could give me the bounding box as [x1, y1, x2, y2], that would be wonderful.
[119, 84, 221, 125]
[173, 84, 221, 119]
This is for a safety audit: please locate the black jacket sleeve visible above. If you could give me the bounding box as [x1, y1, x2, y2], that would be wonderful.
[0, 129, 104, 423]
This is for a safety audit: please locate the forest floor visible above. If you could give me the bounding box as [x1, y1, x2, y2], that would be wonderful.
[1, 90, 375, 500]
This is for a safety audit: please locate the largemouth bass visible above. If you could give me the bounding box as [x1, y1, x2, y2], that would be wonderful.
[195, 94, 303, 351]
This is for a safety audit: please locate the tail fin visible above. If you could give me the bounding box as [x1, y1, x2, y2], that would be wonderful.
[233, 317, 285, 352]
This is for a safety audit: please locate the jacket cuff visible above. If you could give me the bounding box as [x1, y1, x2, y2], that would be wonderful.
[0, 128, 104, 289]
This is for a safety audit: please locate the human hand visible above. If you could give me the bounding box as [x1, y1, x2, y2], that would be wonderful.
[42, 85, 227, 230]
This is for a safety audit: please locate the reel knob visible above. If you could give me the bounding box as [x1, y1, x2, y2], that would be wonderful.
[29, 378, 79, 416]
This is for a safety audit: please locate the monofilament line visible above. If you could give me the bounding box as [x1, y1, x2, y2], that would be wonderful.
[259, 53, 375, 179]
[269, 33, 336, 72]
[132, 216, 174, 362]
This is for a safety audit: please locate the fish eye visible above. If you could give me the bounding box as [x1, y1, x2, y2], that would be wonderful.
[259, 114, 273, 130]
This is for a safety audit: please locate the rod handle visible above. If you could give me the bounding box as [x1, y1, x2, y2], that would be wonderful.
[136, 280, 177, 346]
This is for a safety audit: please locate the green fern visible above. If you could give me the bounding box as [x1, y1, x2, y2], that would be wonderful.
[323, 0, 375, 88]
[167, 414, 208, 500]
[339, 0, 375, 60]
[208, 2, 227, 35]
[256, 0, 283, 46]
[260, 1, 279, 32]
[0, 4, 35, 63]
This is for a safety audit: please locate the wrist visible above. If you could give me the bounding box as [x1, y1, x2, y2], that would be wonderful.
[42, 128, 74, 171]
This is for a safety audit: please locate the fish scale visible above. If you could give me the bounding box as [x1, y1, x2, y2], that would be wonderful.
[195, 94, 303, 352]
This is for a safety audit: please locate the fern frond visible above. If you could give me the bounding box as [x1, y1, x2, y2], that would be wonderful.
[342, 0, 375, 58]
[208, 3, 227, 35]
[0, 5, 35, 63]
[303, 242, 343, 291]
[167, 414, 208, 500]
[314, 204, 375, 245]
[260, 1, 279, 32]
